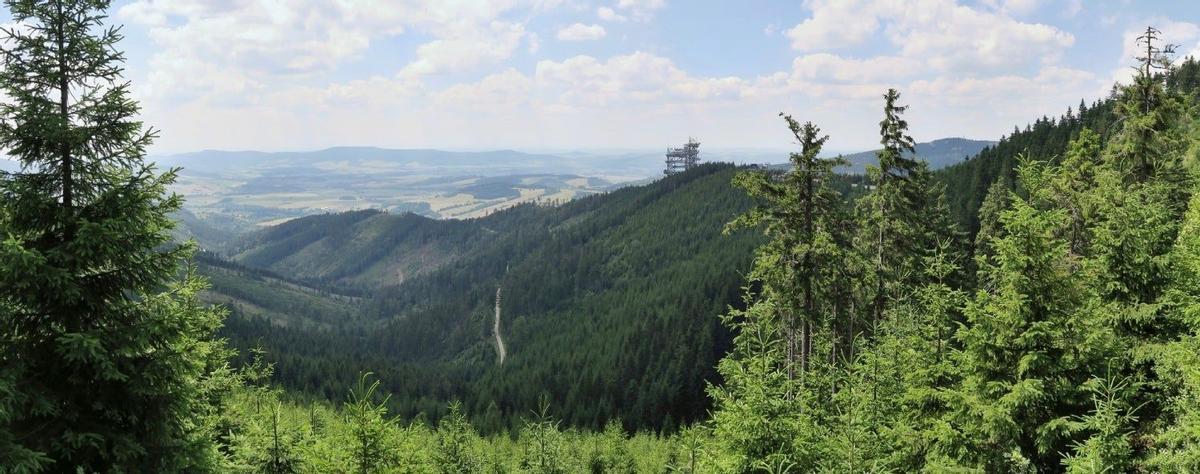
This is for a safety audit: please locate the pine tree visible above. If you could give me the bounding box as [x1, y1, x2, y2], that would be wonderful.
[0, 0, 234, 471]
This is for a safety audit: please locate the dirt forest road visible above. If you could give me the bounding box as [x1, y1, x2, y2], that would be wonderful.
[494, 285, 506, 365]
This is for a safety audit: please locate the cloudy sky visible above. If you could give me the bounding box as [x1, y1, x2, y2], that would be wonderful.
[31, 0, 1200, 154]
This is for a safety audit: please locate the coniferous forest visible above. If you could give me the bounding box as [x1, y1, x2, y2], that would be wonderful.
[4, 1, 1200, 472]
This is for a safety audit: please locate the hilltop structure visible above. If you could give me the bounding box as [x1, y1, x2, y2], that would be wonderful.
[664, 138, 701, 175]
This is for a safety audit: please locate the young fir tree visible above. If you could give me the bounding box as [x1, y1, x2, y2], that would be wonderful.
[948, 159, 1118, 471]
[435, 401, 482, 474]
[346, 373, 402, 474]
[0, 0, 233, 471]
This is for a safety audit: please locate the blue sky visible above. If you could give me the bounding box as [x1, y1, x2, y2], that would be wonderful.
[31, 0, 1200, 154]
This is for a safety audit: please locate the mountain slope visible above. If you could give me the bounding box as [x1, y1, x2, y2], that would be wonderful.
[228, 210, 496, 289]
[211, 163, 759, 432]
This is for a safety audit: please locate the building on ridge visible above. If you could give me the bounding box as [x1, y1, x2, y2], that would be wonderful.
[664, 138, 700, 175]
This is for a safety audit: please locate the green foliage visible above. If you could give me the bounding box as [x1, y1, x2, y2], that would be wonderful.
[215, 377, 678, 473]
[435, 402, 482, 473]
[0, 0, 235, 471]
[1061, 374, 1140, 473]
[706, 53, 1200, 470]
[7, 8, 1200, 471]
[213, 163, 758, 433]
[708, 297, 828, 472]
[950, 160, 1118, 470]
[347, 373, 404, 473]
[519, 396, 570, 474]
[937, 58, 1200, 236]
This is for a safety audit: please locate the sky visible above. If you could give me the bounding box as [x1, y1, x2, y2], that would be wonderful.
[23, 0, 1200, 154]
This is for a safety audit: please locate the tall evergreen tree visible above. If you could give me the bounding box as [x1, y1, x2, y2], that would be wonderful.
[857, 89, 954, 327]
[1084, 29, 1197, 469]
[724, 114, 849, 382]
[1147, 192, 1200, 470]
[710, 114, 852, 471]
[0, 0, 233, 470]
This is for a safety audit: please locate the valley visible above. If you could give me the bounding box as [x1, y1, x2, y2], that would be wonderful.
[201, 164, 759, 432]
[177, 136, 1006, 433]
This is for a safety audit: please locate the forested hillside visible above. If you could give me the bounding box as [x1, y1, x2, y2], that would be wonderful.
[210, 164, 760, 433]
[939, 57, 1200, 235]
[228, 209, 497, 289]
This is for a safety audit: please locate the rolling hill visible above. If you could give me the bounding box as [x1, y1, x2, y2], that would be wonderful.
[838, 137, 995, 173]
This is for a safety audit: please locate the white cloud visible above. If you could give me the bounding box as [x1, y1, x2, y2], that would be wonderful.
[400, 21, 528, 77]
[790, 54, 921, 83]
[785, 0, 880, 51]
[113, 0, 1167, 156]
[535, 52, 747, 106]
[436, 69, 533, 108]
[120, 0, 551, 100]
[909, 66, 1095, 104]
[528, 32, 542, 54]
[597, 6, 627, 22]
[785, 0, 1073, 74]
[614, 0, 666, 22]
[981, 0, 1041, 16]
[557, 23, 607, 41]
[1063, 0, 1083, 18]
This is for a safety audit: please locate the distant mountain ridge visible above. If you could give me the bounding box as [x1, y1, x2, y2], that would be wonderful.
[838, 137, 996, 174]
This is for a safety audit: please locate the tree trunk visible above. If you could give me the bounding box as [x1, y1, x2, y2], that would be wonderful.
[56, 0, 73, 236]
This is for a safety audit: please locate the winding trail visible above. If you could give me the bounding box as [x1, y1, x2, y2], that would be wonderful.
[494, 285, 506, 365]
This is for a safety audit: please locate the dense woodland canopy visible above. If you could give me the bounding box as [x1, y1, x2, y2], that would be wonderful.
[213, 165, 758, 434]
[3, 0, 1200, 472]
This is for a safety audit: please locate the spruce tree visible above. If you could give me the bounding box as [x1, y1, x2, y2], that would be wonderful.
[857, 89, 951, 326]
[724, 114, 849, 382]
[949, 159, 1117, 471]
[0, 0, 232, 470]
[710, 114, 852, 471]
[1074, 38, 1195, 462]
[973, 175, 1011, 264]
[1147, 192, 1200, 470]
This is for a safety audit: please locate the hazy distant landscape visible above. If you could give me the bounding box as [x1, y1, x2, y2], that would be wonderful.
[159, 138, 994, 243]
